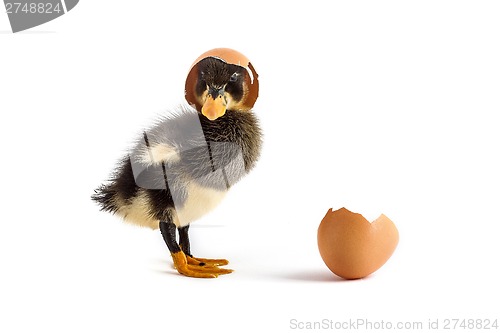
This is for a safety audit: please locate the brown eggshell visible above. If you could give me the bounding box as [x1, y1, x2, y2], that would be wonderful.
[185, 48, 259, 112]
[317, 207, 399, 279]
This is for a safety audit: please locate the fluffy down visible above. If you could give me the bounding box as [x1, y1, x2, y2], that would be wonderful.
[92, 105, 262, 229]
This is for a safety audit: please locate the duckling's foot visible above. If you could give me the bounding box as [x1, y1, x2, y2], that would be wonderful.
[187, 255, 229, 267]
[171, 251, 232, 278]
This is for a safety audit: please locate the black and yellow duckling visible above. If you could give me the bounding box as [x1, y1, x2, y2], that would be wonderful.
[92, 48, 262, 278]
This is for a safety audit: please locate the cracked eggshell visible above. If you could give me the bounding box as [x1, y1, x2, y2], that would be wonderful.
[185, 48, 259, 112]
[317, 207, 399, 279]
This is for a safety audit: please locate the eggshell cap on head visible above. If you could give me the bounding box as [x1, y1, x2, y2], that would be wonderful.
[185, 48, 259, 112]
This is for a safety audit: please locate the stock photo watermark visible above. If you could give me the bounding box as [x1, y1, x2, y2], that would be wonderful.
[289, 318, 499, 331]
[3, 0, 78, 32]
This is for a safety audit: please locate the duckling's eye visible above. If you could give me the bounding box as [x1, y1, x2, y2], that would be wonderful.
[229, 73, 238, 82]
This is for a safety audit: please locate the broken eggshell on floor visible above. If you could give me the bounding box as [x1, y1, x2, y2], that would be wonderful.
[317, 207, 399, 280]
[184, 48, 259, 112]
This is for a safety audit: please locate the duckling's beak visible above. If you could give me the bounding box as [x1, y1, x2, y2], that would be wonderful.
[202, 88, 227, 121]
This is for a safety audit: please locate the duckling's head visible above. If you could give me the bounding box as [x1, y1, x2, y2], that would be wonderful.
[185, 48, 259, 121]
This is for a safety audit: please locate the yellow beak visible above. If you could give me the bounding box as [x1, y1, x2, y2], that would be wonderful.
[202, 95, 226, 121]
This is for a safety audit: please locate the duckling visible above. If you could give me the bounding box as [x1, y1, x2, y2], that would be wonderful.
[92, 48, 262, 278]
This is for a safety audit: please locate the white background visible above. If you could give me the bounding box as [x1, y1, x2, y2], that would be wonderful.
[1, 1, 499, 332]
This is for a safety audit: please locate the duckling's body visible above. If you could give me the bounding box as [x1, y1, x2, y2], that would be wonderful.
[92, 48, 262, 278]
[93, 108, 261, 230]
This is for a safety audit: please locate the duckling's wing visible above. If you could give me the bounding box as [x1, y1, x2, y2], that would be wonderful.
[131, 107, 207, 167]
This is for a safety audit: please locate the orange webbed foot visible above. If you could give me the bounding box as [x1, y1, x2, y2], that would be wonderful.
[171, 251, 233, 278]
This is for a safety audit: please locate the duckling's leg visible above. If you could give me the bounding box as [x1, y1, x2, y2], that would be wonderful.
[178, 225, 230, 267]
[159, 220, 232, 278]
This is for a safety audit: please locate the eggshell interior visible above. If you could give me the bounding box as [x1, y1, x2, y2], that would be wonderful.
[317, 207, 399, 279]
